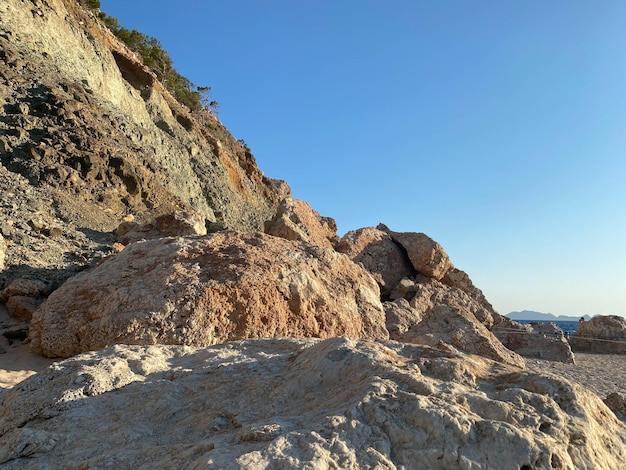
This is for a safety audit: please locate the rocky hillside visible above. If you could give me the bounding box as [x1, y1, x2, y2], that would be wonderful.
[0, 0, 288, 290]
[2, 1, 626, 468]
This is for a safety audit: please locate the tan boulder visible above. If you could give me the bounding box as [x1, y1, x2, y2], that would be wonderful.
[492, 317, 575, 363]
[570, 315, 626, 354]
[441, 266, 494, 311]
[5, 296, 42, 322]
[264, 197, 338, 249]
[381, 275, 523, 366]
[377, 224, 451, 280]
[116, 210, 207, 245]
[0, 278, 48, 303]
[398, 304, 525, 368]
[2, 337, 625, 468]
[336, 227, 413, 296]
[29, 232, 387, 358]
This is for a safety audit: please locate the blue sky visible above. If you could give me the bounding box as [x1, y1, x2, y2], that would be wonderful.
[101, 1, 626, 318]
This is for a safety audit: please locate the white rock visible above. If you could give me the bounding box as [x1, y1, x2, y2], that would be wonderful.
[1, 337, 625, 468]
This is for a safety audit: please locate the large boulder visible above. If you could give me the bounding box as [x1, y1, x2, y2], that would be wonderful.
[336, 227, 413, 296]
[0, 278, 49, 322]
[2, 337, 625, 468]
[381, 276, 524, 367]
[441, 266, 494, 311]
[264, 198, 338, 249]
[491, 318, 575, 363]
[570, 315, 626, 354]
[29, 232, 388, 358]
[377, 224, 451, 280]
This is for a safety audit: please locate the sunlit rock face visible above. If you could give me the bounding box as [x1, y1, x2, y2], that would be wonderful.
[2, 337, 626, 469]
[29, 232, 388, 358]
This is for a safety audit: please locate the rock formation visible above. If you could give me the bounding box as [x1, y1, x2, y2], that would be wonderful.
[2, 337, 625, 469]
[29, 232, 387, 358]
[0, 0, 288, 289]
[0, 0, 622, 467]
[336, 226, 414, 297]
[0, 235, 5, 271]
[492, 317, 575, 364]
[264, 197, 339, 250]
[115, 209, 208, 245]
[570, 315, 626, 354]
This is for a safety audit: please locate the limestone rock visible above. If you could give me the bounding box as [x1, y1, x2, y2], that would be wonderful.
[389, 277, 417, 300]
[264, 197, 338, 249]
[0, 278, 48, 303]
[492, 316, 575, 363]
[336, 227, 413, 296]
[377, 224, 451, 280]
[29, 232, 387, 358]
[383, 298, 422, 338]
[410, 275, 496, 328]
[116, 210, 207, 245]
[398, 304, 525, 368]
[0, 234, 5, 271]
[605, 393, 626, 421]
[570, 315, 626, 354]
[1, 337, 625, 468]
[5, 296, 41, 322]
[441, 266, 494, 311]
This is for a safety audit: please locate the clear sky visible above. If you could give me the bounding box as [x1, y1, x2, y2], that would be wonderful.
[101, 1, 626, 318]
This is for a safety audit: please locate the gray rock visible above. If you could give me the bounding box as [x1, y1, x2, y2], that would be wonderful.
[1, 337, 625, 468]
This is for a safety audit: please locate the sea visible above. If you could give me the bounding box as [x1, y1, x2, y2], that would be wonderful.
[517, 320, 579, 336]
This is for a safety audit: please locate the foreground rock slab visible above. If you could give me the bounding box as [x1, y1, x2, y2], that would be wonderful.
[29, 232, 387, 358]
[1, 337, 625, 469]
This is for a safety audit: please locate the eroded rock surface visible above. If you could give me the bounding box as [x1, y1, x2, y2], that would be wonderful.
[2, 337, 625, 469]
[264, 197, 338, 250]
[378, 224, 451, 280]
[29, 232, 387, 358]
[337, 227, 413, 296]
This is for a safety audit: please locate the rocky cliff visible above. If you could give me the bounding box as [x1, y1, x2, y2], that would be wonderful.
[1, 1, 625, 468]
[1, 0, 288, 289]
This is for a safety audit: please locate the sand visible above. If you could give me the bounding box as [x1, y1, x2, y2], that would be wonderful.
[0, 304, 55, 389]
[526, 353, 626, 398]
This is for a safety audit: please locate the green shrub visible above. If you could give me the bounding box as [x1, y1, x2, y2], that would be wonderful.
[86, 6, 215, 112]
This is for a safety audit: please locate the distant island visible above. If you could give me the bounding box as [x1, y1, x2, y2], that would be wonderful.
[505, 310, 592, 322]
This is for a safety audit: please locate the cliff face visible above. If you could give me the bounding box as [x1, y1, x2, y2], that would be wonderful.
[0, 0, 288, 234]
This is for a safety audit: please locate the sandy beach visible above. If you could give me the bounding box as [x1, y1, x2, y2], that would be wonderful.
[526, 353, 626, 398]
[0, 304, 55, 389]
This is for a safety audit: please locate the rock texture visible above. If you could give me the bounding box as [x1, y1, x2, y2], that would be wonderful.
[378, 224, 451, 281]
[570, 315, 626, 354]
[0, 0, 289, 290]
[0, 278, 49, 322]
[337, 227, 413, 296]
[264, 197, 338, 250]
[29, 232, 388, 358]
[493, 320, 575, 363]
[0, 234, 5, 271]
[2, 337, 626, 469]
[115, 210, 208, 245]
[384, 276, 525, 368]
